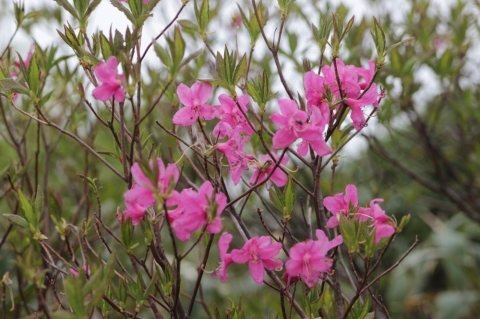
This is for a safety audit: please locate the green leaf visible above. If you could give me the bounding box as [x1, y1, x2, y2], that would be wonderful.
[154, 43, 172, 68]
[371, 17, 386, 62]
[397, 214, 410, 233]
[232, 53, 247, 86]
[341, 15, 355, 40]
[347, 296, 371, 319]
[4, 214, 29, 229]
[269, 185, 285, 212]
[283, 176, 295, 218]
[178, 19, 199, 33]
[34, 189, 44, 226]
[53, 0, 79, 19]
[84, 253, 116, 313]
[110, 0, 135, 24]
[27, 53, 41, 96]
[215, 51, 226, 81]
[100, 33, 113, 60]
[339, 216, 359, 253]
[17, 190, 36, 228]
[0, 78, 31, 96]
[384, 37, 414, 57]
[121, 216, 133, 249]
[198, 0, 210, 32]
[172, 26, 185, 70]
[86, 0, 102, 16]
[65, 276, 85, 318]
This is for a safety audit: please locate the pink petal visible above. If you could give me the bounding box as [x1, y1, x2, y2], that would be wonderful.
[248, 260, 265, 284]
[278, 99, 299, 117]
[272, 128, 296, 149]
[114, 87, 125, 102]
[130, 163, 152, 188]
[173, 105, 198, 126]
[218, 232, 232, 258]
[270, 113, 288, 127]
[375, 224, 395, 245]
[230, 247, 250, 264]
[263, 258, 283, 271]
[326, 215, 339, 228]
[92, 84, 114, 102]
[345, 184, 358, 206]
[191, 82, 213, 104]
[176, 83, 193, 107]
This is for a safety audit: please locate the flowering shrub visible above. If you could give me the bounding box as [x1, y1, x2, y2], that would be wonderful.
[0, 0, 417, 318]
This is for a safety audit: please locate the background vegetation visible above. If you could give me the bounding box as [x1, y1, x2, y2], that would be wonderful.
[0, 0, 479, 318]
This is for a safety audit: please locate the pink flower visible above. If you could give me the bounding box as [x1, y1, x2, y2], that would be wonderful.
[304, 71, 327, 107]
[357, 199, 396, 245]
[167, 181, 227, 241]
[250, 153, 288, 187]
[213, 94, 254, 138]
[216, 129, 252, 185]
[172, 82, 216, 126]
[270, 99, 331, 157]
[324, 184, 359, 228]
[230, 236, 283, 284]
[285, 230, 342, 288]
[92, 56, 125, 102]
[322, 59, 362, 98]
[304, 59, 381, 131]
[121, 197, 150, 226]
[212, 232, 233, 282]
[121, 158, 180, 224]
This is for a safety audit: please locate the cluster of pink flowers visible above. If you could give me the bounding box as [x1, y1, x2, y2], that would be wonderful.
[270, 99, 331, 157]
[120, 158, 228, 241]
[213, 233, 283, 284]
[172, 81, 288, 187]
[305, 59, 379, 130]
[213, 230, 342, 288]
[121, 158, 180, 225]
[323, 184, 396, 244]
[167, 181, 226, 241]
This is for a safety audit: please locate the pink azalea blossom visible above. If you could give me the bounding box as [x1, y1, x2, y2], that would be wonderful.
[285, 230, 343, 288]
[212, 232, 234, 282]
[121, 158, 180, 224]
[213, 94, 254, 138]
[303, 59, 381, 131]
[230, 235, 283, 284]
[172, 82, 216, 126]
[122, 197, 150, 226]
[357, 199, 396, 245]
[216, 129, 252, 185]
[323, 184, 359, 228]
[304, 71, 327, 107]
[92, 56, 125, 102]
[250, 153, 288, 187]
[167, 181, 227, 241]
[270, 99, 331, 157]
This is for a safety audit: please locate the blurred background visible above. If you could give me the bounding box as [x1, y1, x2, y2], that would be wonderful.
[1, 0, 480, 318]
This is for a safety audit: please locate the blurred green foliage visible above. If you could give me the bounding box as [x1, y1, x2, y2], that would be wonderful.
[0, 0, 479, 318]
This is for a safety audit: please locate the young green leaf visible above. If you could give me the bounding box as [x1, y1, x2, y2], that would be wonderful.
[283, 176, 295, 218]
